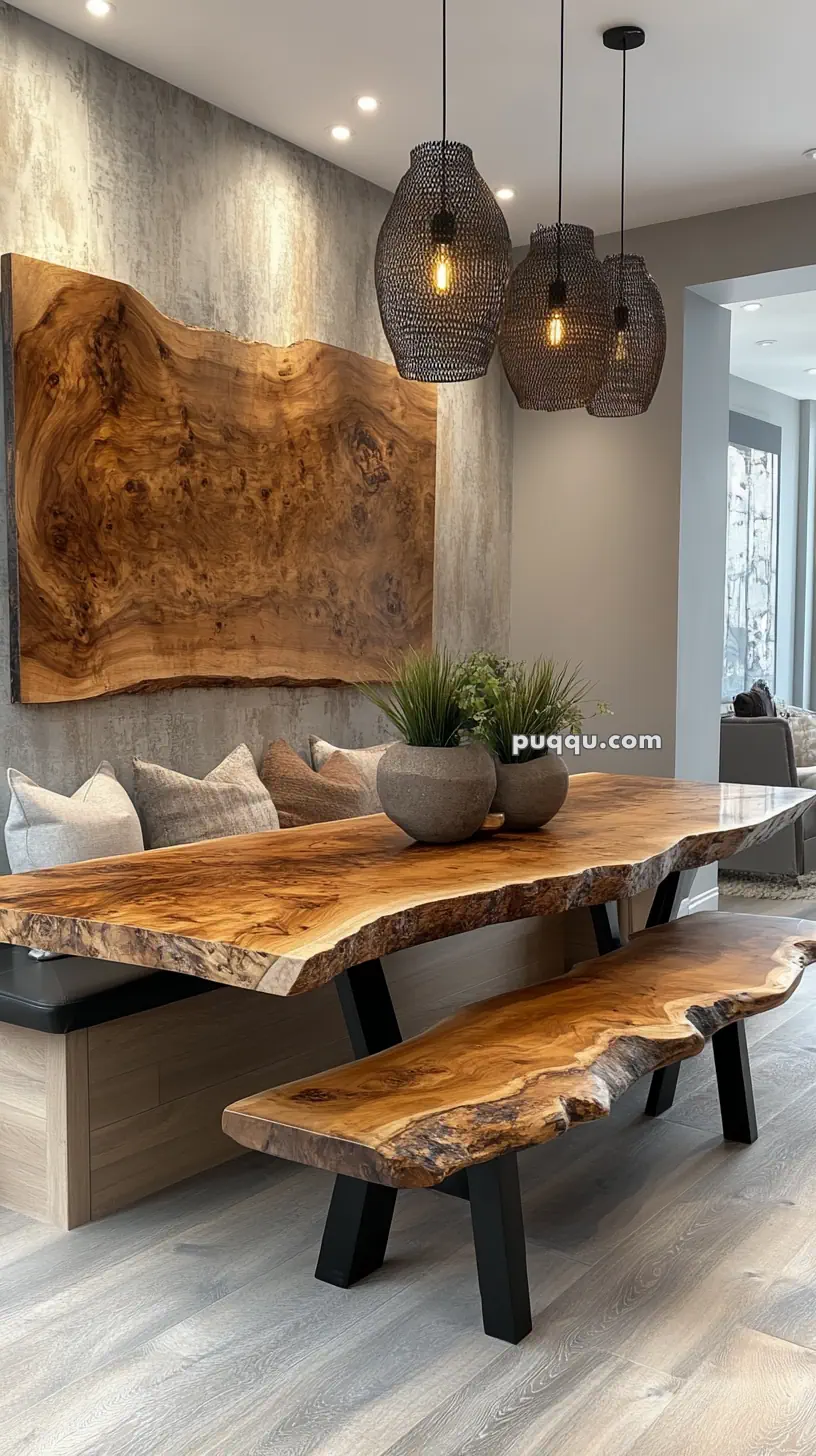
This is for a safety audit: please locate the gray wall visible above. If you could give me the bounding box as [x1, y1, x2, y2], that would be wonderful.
[512, 190, 816, 784]
[0, 5, 547, 1080]
[0, 2, 513, 836]
[796, 401, 816, 706]
[676, 292, 730, 784]
[729, 373, 801, 702]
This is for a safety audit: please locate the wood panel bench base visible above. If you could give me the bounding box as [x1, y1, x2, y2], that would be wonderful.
[0, 984, 343, 1229]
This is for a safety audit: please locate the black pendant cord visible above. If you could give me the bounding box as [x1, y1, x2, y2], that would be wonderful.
[441, 0, 448, 215]
[555, 0, 565, 281]
[618, 39, 627, 311]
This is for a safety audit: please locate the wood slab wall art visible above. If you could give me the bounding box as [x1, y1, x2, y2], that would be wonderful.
[1, 254, 437, 703]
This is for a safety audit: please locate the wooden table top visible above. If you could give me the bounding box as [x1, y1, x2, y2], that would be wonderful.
[0, 773, 810, 996]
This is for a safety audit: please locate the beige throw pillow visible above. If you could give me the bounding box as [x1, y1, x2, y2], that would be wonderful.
[308, 736, 390, 814]
[133, 744, 280, 849]
[5, 761, 144, 876]
[783, 706, 816, 769]
[261, 739, 369, 828]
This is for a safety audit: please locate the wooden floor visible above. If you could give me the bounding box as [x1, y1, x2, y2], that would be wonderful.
[4, 896, 816, 1455]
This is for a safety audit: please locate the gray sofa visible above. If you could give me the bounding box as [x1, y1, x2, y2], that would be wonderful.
[720, 714, 816, 876]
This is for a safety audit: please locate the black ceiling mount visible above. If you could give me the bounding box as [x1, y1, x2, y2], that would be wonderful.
[603, 25, 646, 51]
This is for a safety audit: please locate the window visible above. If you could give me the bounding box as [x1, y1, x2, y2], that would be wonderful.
[722, 411, 781, 702]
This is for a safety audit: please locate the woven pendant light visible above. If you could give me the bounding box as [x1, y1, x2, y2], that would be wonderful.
[589, 26, 666, 417]
[500, 222, 611, 411]
[500, 0, 611, 411]
[375, 1, 511, 383]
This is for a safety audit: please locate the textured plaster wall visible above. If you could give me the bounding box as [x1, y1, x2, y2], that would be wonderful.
[0, 5, 541, 1069]
[0, 3, 513, 841]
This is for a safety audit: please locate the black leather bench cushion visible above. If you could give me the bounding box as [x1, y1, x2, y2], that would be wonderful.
[0, 945, 216, 1035]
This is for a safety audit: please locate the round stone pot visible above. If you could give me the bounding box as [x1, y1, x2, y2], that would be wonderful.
[492, 753, 569, 831]
[377, 742, 497, 844]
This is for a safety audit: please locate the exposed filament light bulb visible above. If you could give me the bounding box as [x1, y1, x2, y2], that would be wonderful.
[545, 276, 568, 348]
[613, 301, 630, 364]
[431, 243, 454, 296]
[546, 310, 566, 348]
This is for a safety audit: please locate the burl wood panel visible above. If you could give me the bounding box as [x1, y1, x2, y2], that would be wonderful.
[1, 253, 437, 703]
[0, 775, 811, 996]
[223, 913, 816, 1187]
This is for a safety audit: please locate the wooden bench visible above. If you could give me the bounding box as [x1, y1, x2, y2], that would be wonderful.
[224, 913, 816, 1344]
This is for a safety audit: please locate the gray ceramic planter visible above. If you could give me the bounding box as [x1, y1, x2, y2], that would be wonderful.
[492, 753, 569, 831]
[377, 742, 497, 844]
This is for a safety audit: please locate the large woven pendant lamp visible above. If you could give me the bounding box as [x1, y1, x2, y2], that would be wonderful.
[588, 26, 666, 417]
[499, 0, 611, 411]
[375, 0, 511, 383]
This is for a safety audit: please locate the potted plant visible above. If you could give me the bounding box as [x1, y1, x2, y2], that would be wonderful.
[459, 653, 595, 831]
[361, 649, 496, 843]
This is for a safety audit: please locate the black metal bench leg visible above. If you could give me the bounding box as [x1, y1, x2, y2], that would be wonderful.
[315, 1175, 398, 1288]
[467, 1153, 532, 1344]
[713, 1019, 758, 1144]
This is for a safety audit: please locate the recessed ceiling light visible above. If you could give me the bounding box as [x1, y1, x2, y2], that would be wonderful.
[495, 187, 515, 202]
[803, 148, 816, 161]
[741, 302, 762, 312]
[756, 339, 777, 347]
[806, 368, 816, 376]
[86, 0, 112, 15]
[356, 96, 378, 113]
[330, 125, 352, 142]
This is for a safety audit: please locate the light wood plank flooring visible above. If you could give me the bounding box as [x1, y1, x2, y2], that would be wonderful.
[4, 898, 816, 1455]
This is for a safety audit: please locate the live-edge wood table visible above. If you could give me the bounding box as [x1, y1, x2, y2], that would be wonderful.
[0, 772, 811, 1258]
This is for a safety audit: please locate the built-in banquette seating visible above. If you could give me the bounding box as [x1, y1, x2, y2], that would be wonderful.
[0, 946, 310, 1229]
[224, 913, 816, 1345]
[0, 735, 384, 1229]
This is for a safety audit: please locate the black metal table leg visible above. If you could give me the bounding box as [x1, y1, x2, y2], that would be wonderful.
[335, 959, 402, 1056]
[468, 1153, 532, 1344]
[315, 959, 402, 1287]
[591, 870, 696, 1117]
[712, 1019, 758, 1144]
[646, 870, 689, 928]
[590, 902, 622, 955]
[643, 870, 696, 1115]
[645, 1059, 682, 1116]
[315, 1175, 399, 1287]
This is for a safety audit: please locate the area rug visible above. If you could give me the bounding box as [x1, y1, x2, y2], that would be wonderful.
[719, 870, 816, 900]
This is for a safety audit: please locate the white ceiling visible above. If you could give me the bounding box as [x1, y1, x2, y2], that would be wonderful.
[729, 292, 816, 400]
[16, 0, 816, 244]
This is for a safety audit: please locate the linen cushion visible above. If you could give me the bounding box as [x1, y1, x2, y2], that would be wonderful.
[308, 736, 390, 813]
[785, 706, 816, 769]
[261, 739, 369, 828]
[133, 744, 279, 849]
[5, 761, 144, 876]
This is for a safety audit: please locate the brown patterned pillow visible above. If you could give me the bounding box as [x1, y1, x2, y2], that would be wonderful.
[261, 739, 369, 829]
[308, 735, 388, 813]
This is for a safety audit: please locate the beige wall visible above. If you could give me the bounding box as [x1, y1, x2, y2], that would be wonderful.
[511, 190, 816, 780]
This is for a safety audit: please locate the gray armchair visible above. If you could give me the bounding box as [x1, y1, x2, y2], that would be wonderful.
[720, 715, 816, 876]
